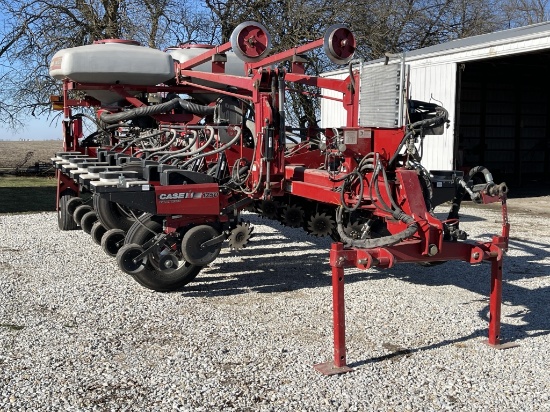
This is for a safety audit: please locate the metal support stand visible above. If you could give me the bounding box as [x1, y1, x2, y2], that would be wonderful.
[315, 235, 517, 375]
[313, 243, 353, 375]
[483, 250, 519, 349]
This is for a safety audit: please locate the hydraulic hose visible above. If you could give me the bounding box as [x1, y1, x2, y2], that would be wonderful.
[156, 131, 199, 163]
[134, 129, 178, 157]
[388, 105, 449, 167]
[99, 98, 215, 124]
[335, 207, 418, 248]
[118, 129, 166, 153]
[180, 126, 242, 168]
[447, 166, 506, 220]
[171, 126, 216, 162]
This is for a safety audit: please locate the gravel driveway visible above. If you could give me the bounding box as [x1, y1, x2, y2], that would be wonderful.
[1, 204, 549, 411]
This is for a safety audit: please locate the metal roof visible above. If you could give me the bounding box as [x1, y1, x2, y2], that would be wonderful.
[366, 21, 550, 65]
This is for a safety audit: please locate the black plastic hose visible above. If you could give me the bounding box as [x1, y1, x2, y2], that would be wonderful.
[99, 98, 215, 124]
[335, 207, 418, 248]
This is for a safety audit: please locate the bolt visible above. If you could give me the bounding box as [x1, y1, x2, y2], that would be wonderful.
[428, 244, 438, 256]
[472, 252, 480, 259]
[164, 260, 173, 268]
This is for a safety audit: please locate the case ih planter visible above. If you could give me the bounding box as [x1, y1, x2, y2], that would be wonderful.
[50, 22, 514, 373]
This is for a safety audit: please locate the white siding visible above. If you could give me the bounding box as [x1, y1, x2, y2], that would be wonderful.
[403, 33, 550, 66]
[408, 62, 457, 171]
[320, 72, 348, 128]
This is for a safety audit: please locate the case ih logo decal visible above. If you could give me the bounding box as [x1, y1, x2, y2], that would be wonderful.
[158, 191, 219, 202]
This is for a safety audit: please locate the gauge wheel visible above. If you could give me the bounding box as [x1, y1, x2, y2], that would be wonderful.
[80, 211, 98, 234]
[73, 204, 94, 227]
[101, 228, 126, 257]
[90, 221, 107, 245]
[123, 214, 202, 292]
[116, 244, 146, 275]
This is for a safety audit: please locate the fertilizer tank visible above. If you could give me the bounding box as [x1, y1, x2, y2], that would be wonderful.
[166, 45, 246, 104]
[49, 40, 175, 105]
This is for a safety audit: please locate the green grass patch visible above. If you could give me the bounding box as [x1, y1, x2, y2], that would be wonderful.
[0, 175, 57, 188]
[0, 175, 57, 213]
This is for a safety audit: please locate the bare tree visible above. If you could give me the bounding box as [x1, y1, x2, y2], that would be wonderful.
[345, 0, 506, 61]
[502, 0, 550, 26]
[0, 0, 213, 129]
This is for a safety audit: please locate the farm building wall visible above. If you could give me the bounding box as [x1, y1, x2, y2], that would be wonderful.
[320, 22, 550, 185]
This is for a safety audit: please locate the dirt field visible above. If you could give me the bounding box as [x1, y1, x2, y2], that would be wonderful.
[0, 140, 63, 170]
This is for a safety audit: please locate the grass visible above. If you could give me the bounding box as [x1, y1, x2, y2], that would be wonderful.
[0, 175, 57, 213]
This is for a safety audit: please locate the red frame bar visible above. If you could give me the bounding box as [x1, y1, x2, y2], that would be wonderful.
[247, 39, 324, 70]
[177, 43, 233, 70]
[483, 244, 518, 349]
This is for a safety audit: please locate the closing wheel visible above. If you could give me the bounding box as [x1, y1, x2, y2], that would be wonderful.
[181, 225, 222, 265]
[282, 204, 304, 228]
[116, 244, 145, 275]
[323, 24, 356, 65]
[66, 197, 83, 216]
[80, 210, 98, 234]
[307, 212, 335, 237]
[101, 228, 126, 257]
[90, 221, 107, 245]
[228, 222, 253, 251]
[58, 191, 78, 231]
[230, 21, 271, 62]
[73, 204, 94, 227]
[123, 213, 202, 291]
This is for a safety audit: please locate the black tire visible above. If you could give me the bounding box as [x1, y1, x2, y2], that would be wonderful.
[94, 194, 137, 231]
[58, 191, 78, 231]
[90, 221, 107, 245]
[73, 204, 94, 227]
[80, 211, 98, 234]
[123, 214, 202, 292]
[101, 228, 126, 257]
[65, 197, 84, 216]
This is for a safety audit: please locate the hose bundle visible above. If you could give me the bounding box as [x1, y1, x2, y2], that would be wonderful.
[99, 98, 215, 124]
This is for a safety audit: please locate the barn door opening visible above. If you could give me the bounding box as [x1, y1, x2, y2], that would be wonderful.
[457, 53, 550, 188]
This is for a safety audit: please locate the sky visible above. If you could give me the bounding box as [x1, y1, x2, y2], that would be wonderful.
[0, 116, 62, 141]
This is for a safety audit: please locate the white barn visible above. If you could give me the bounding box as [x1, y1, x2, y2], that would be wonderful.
[321, 22, 550, 185]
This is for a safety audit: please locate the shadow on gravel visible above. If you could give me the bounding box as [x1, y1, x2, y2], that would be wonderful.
[384, 236, 550, 345]
[348, 330, 486, 369]
[182, 213, 549, 361]
[183, 249, 376, 297]
[349, 250, 549, 368]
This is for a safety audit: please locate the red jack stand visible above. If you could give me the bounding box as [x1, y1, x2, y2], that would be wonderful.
[313, 243, 353, 375]
[483, 251, 519, 349]
[315, 234, 518, 375]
